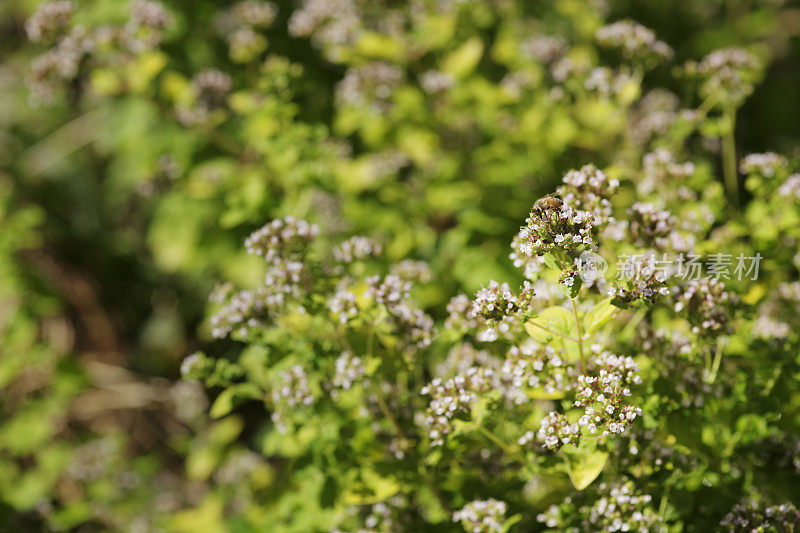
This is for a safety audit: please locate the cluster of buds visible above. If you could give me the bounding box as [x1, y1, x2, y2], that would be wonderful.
[607, 266, 670, 307]
[740, 152, 788, 178]
[421, 367, 494, 446]
[538, 482, 662, 531]
[336, 62, 404, 112]
[627, 202, 675, 249]
[333, 236, 382, 263]
[271, 364, 314, 433]
[515, 200, 596, 261]
[178, 68, 234, 125]
[539, 352, 643, 450]
[720, 503, 800, 532]
[452, 499, 508, 533]
[693, 47, 761, 107]
[673, 278, 737, 334]
[595, 20, 673, 64]
[557, 164, 620, 226]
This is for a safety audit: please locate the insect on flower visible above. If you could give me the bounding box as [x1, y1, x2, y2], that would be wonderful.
[531, 194, 563, 216]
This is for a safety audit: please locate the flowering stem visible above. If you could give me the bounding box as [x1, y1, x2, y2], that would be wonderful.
[570, 298, 586, 371]
[722, 106, 740, 207]
[478, 426, 526, 464]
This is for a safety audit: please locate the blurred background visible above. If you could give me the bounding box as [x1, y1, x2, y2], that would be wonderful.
[1, 0, 799, 530]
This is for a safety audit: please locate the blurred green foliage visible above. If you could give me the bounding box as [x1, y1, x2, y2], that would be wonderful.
[1, 0, 799, 531]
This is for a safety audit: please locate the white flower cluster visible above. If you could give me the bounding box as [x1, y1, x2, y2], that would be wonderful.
[539, 352, 643, 450]
[288, 0, 362, 51]
[214, 450, 263, 485]
[587, 483, 661, 532]
[740, 152, 788, 177]
[178, 68, 233, 125]
[271, 364, 314, 433]
[596, 20, 673, 62]
[332, 351, 366, 390]
[421, 367, 494, 446]
[501, 343, 575, 399]
[520, 34, 567, 64]
[333, 236, 382, 263]
[420, 70, 455, 94]
[538, 482, 662, 532]
[445, 294, 480, 331]
[336, 62, 404, 112]
[607, 257, 670, 307]
[468, 280, 535, 340]
[209, 285, 287, 338]
[778, 173, 800, 199]
[29, 25, 94, 104]
[127, 0, 173, 51]
[640, 149, 695, 195]
[584, 67, 635, 98]
[366, 274, 410, 308]
[627, 202, 675, 249]
[452, 499, 508, 533]
[25, 1, 75, 43]
[558, 164, 620, 226]
[365, 274, 434, 352]
[515, 203, 597, 260]
[629, 90, 680, 145]
[674, 278, 736, 334]
[390, 259, 433, 283]
[327, 284, 359, 324]
[695, 47, 761, 105]
[231, 1, 277, 28]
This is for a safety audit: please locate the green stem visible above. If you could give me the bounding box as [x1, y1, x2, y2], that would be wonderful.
[570, 298, 586, 372]
[722, 106, 740, 207]
[478, 426, 525, 463]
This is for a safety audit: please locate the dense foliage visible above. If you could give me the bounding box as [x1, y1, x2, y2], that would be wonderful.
[2, 0, 800, 531]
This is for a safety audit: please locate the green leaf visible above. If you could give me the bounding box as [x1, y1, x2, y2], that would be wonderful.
[583, 297, 618, 334]
[441, 37, 483, 78]
[209, 383, 261, 419]
[525, 306, 574, 342]
[341, 469, 401, 505]
[564, 450, 608, 490]
[559, 277, 581, 299]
